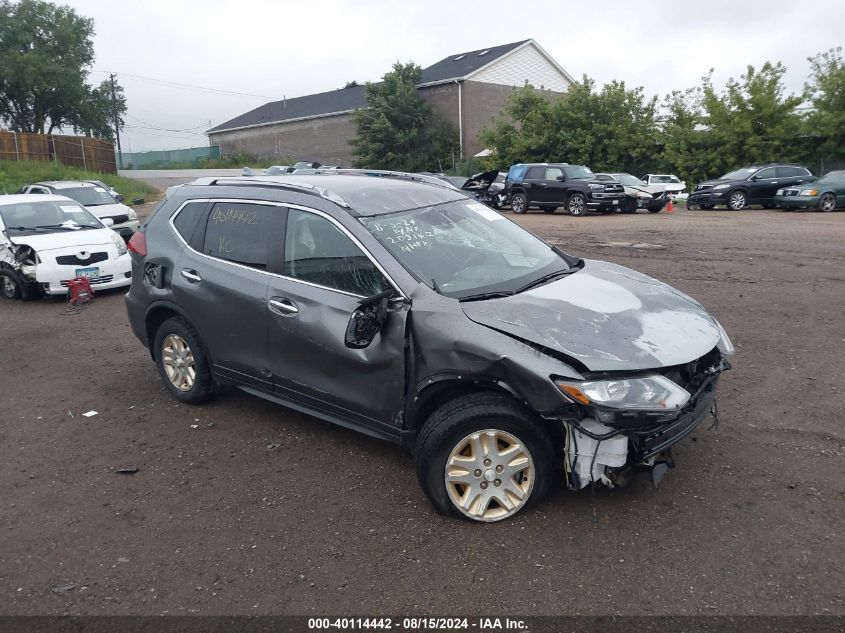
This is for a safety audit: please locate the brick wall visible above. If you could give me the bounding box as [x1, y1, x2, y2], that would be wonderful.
[210, 113, 358, 166]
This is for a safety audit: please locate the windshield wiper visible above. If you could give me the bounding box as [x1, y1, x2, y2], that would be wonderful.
[514, 267, 579, 294]
[35, 224, 84, 231]
[458, 290, 515, 302]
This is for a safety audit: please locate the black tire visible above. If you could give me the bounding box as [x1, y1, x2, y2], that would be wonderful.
[0, 269, 22, 300]
[566, 193, 588, 216]
[414, 393, 554, 522]
[727, 190, 747, 210]
[153, 316, 214, 404]
[540, 206, 557, 213]
[510, 193, 528, 214]
[818, 193, 836, 212]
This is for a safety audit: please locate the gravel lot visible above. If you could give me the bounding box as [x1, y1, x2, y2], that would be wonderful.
[1, 205, 843, 616]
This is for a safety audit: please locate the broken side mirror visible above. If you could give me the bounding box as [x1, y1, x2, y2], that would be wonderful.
[344, 289, 395, 349]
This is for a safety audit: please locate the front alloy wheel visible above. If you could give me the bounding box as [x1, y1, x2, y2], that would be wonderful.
[414, 393, 553, 522]
[511, 193, 528, 214]
[728, 190, 747, 210]
[818, 193, 836, 212]
[567, 193, 587, 216]
[445, 429, 535, 522]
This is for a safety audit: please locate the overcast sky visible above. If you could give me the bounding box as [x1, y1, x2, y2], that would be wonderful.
[62, 0, 845, 152]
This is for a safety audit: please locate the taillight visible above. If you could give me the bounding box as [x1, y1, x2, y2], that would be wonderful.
[128, 231, 147, 256]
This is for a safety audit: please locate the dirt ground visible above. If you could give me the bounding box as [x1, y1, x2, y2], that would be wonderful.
[1, 205, 843, 617]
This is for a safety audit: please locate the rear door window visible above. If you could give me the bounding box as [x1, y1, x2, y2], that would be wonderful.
[172, 201, 208, 246]
[201, 202, 281, 270]
[755, 167, 777, 180]
[525, 167, 545, 180]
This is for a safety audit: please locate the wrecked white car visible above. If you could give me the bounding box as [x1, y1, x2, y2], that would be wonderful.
[596, 173, 669, 213]
[0, 195, 132, 299]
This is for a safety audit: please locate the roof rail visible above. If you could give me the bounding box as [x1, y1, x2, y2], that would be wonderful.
[189, 177, 351, 207]
[326, 169, 460, 190]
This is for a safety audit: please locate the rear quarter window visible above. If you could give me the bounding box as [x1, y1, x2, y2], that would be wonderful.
[172, 201, 207, 244]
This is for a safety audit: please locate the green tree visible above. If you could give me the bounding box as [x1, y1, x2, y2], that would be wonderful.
[350, 62, 459, 172]
[804, 47, 845, 170]
[700, 62, 804, 173]
[0, 0, 125, 137]
[479, 78, 660, 176]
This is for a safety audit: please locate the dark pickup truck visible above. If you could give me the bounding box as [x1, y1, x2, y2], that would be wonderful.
[505, 163, 625, 216]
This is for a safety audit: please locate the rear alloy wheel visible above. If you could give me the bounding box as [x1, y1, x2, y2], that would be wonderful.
[154, 317, 213, 404]
[0, 270, 22, 300]
[415, 393, 553, 522]
[510, 193, 528, 214]
[566, 193, 588, 216]
[818, 193, 836, 212]
[727, 190, 747, 210]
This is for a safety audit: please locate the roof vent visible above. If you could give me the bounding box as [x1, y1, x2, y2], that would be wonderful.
[453, 55, 465, 61]
[478, 49, 490, 56]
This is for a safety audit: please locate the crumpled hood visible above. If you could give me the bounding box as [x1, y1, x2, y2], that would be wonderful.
[9, 228, 118, 253]
[460, 260, 721, 372]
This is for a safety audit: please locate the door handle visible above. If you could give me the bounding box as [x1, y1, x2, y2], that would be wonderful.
[268, 297, 299, 316]
[538, 183, 548, 188]
[180, 269, 201, 283]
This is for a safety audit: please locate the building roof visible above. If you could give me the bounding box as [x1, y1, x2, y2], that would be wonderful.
[208, 40, 533, 135]
[208, 84, 368, 134]
[417, 40, 529, 85]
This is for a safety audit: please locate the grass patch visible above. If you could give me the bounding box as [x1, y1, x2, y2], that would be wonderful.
[0, 159, 159, 204]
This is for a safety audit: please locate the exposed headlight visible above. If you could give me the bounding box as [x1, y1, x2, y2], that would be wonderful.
[127, 209, 138, 220]
[714, 318, 735, 356]
[712, 184, 729, 190]
[588, 183, 605, 190]
[555, 375, 690, 412]
[776, 189, 784, 196]
[800, 189, 818, 196]
[111, 232, 128, 256]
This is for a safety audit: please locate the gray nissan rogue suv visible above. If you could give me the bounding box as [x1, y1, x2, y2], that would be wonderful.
[126, 171, 734, 522]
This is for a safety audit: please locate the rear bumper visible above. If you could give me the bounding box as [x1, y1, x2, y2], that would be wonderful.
[125, 290, 149, 347]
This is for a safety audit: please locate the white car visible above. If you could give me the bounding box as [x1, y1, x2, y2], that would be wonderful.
[642, 174, 687, 197]
[18, 181, 140, 239]
[0, 194, 132, 299]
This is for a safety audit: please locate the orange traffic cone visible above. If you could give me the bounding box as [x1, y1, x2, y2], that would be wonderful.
[666, 198, 674, 213]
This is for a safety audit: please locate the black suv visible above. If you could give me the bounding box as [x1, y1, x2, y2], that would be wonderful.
[688, 164, 814, 210]
[125, 170, 733, 522]
[505, 163, 625, 216]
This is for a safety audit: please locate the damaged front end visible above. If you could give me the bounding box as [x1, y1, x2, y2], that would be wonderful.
[553, 346, 732, 490]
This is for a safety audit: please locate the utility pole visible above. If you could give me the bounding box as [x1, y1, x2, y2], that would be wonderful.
[109, 73, 123, 170]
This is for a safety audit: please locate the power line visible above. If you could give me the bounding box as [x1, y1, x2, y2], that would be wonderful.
[122, 127, 210, 142]
[92, 70, 274, 100]
[126, 113, 209, 134]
